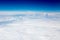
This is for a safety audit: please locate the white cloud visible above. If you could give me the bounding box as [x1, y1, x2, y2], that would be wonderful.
[0, 11, 60, 19]
[0, 18, 60, 40]
[0, 11, 60, 40]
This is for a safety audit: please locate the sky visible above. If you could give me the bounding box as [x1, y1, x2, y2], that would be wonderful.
[0, 0, 60, 11]
[0, 0, 60, 40]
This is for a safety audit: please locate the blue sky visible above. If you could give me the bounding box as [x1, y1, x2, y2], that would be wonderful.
[0, 0, 60, 12]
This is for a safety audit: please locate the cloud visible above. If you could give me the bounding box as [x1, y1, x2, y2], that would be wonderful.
[0, 11, 60, 26]
[0, 11, 60, 40]
[0, 18, 59, 40]
[0, 11, 60, 18]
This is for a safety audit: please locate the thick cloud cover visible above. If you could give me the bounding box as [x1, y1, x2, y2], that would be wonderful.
[0, 11, 60, 40]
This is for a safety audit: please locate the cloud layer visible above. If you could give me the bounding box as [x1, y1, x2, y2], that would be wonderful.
[0, 11, 60, 40]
